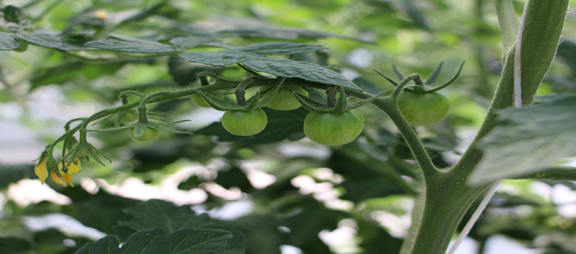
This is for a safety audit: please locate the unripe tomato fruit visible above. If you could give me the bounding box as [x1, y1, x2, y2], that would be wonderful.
[130, 127, 160, 142]
[264, 87, 308, 111]
[303, 110, 364, 146]
[122, 110, 138, 123]
[191, 93, 225, 108]
[397, 90, 449, 126]
[222, 108, 267, 136]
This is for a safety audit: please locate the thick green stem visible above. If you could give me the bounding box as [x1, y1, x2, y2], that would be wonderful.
[403, 182, 488, 254]
[371, 97, 439, 181]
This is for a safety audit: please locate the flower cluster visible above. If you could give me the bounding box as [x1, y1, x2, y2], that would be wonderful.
[35, 158, 81, 187]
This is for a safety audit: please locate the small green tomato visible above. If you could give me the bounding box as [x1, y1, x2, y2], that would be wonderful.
[191, 93, 225, 108]
[130, 127, 160, 142]
[264, 87, 308, 111]
[303, 110, 364, 146]
[397, 90, 450, 126]
[122, 110, 138, 123]
[221, 108, 268, 136]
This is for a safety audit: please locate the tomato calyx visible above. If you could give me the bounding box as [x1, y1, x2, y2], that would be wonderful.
[197, 78, 286, 112]
[374, 61, 466, 94]
[293, 86, 390, 114]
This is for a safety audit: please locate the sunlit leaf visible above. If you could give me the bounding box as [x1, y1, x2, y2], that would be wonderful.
[470, 94, 576, 184]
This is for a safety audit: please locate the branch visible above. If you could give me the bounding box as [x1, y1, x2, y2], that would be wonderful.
[514, 166, 576, 181]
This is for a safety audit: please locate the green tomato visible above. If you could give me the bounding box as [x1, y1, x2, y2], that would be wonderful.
[122, 110, 138, 123]
[303, 110, 364, 146]
[397, 90, 450, 126]
[222, 108, 267, 136]
[191, 93, 225, 108]
[264, 87, 308, 111]
[130, 127, 160, 142]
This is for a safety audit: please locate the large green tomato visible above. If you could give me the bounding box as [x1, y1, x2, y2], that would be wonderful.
[303, 110, 364, 146]
[222, 108, 268, 136]
[264, 87, 308, 111]
[397, 90, 449, 126]
[130, 127, 160, 142]
[191, 93, 225, 108]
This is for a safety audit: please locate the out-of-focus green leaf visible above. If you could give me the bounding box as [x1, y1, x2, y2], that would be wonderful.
[195, 107, 308, 146]
[76, 227, 233, 254]
[0, 164, 33, 189]
[227, 42, 326, 55]
[116, 200, 247, 254]
[169, 36, 228, 50]
[180, 51, 361, 90]
[0, 237, 32, 254]
[16, 33, 63, 48]
[470, 94, 576, 184]
[0, 32, 20, 50]
[29, 61, 125, 90]
[118, 200, 214, 233]
[182, 18, 368, 41]
[3, 6, 27, 24]
[168, 55, 221, 86]
[274, 195, 346, 246]
[556, 40, 576, 76]
[85, 36, 175, 53]
[58, 187, 141, 235]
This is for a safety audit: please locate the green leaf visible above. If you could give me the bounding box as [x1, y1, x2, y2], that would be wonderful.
[30, 61, 125, 90]
[76, 228, 232, 254]
[556, 40, 576, 76]
[0, 32, 20, 50]
[58, 187, 141, 235]
[116, 200, 246, 254]
[470, 94, 576, 184]
[0, 164, 33, 189]
[85, 36, 175, 53]
[118, 200, 213, 233]
[16, 33, 63, 49]
[0, 237, 32, 254]
[227, 42, 326, 55]
[3, 6, 27, 24]
[182, 18, 368, 42]
[179, 51, 250, 67]
[169, 36, 227, 50]
[274, 195, 346, 246]
[179, 51, 361, 90]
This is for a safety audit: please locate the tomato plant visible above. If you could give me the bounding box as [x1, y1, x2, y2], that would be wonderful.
[191, 93, 225, 108]
[130, 127, 160, 142]
[264, 87, 308, 111]
[221, 108, 268, 136]
[397, 90, 449, 126]
[303, 110, 364, 146]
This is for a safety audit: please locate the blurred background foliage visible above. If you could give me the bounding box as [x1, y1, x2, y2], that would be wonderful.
[1, 0, 576, 253]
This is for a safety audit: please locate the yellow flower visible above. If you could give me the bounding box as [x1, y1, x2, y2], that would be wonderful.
[56, 158, 81, 187]
[36, 158, 81, 187]
[35, 160, 49, 184]
[50, 171, 67, 187]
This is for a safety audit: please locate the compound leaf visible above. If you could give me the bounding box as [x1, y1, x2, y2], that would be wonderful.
[470, 94, 576, 184]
